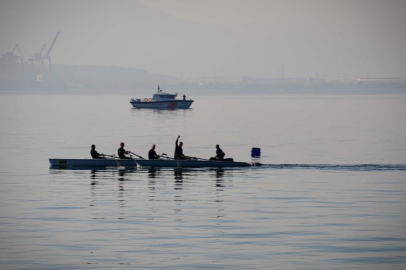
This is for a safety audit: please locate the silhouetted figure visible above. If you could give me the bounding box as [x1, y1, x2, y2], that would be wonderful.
[91, 144, 105, 159]
[210, 144, 226, 160]
[118, 142, 131, 159]
[174, 135, 186, 160]
[216, 144, 225, 160]
[148, 144, 159, 160]
[183, 94, 186, 100]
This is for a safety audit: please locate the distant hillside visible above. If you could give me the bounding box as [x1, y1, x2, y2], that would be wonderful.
[53, 64, 177, 90]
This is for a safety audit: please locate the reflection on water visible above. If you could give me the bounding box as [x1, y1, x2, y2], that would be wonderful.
[9, 163, 406, 270]
[174, 168, 183, 180]
[117, 169, 126, 181]
[215, 168, 225, 178]
[174, 168, 183, 190]
[216, 179, 224, 189]
[90, 170, 98, 186]
[144, 167, 233, 194]
[148, 167, 159, 178]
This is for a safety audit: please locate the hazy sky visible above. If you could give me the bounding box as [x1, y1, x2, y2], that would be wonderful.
[1, 0, 405, 79]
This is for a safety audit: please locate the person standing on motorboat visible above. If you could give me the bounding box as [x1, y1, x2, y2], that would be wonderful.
[174, 136, 186, 160]
[210, 144, 225, 160]
[148, 144, 159, 160]
[91, 144, 105, 159]
[183, 94, 186, 100]
[118, 142, 131, 159]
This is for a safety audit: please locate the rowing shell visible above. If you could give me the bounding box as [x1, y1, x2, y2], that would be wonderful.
[49, 158, 139, 168]
[49, 158, 252, 168]
[136, 159, 252, 168]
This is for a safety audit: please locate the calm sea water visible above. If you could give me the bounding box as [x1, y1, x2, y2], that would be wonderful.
[1, 92, 406, 269]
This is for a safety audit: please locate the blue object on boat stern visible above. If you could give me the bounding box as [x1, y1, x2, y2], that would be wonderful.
[251, 147, 261, 157]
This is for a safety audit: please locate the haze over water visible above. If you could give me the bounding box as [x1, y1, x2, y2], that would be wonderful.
[1, 0, 406, 79]
[0, 91, 406, 269]
[2, 0, 406, 268]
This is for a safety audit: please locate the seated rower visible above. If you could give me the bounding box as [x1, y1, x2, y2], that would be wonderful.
[148, 144, 159, 160]
[210, 144, 226, 160]
[174, 135, 186, 160]
[117, 142, 131, 159]
[91, 144, 105, 159]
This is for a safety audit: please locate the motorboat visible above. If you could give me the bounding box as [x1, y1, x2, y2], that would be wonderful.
[130, 85, 194, 109]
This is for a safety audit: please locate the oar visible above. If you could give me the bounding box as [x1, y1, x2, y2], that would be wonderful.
[186, 156, 209, 161]
[160, 153, 174, 160]
[129, 151, 145, 160]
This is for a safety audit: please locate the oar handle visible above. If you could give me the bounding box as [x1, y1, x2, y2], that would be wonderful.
[160, 153, 173, 160]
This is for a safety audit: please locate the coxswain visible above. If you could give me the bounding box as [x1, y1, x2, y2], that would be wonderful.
[174, 135, 186, 160]
[118, 142, 131, 159]
[148, 144, 159, 160]
[210, 144, 225, 160]
[91, 144, 105, 159]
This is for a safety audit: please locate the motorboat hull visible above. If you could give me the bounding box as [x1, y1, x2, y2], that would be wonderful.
[130, 100, 193, 109]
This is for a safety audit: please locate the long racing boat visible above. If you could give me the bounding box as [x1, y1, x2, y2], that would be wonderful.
[135, 159, 252, 168]
[49, 158, 139, 168]
[49, 158, 253, 168]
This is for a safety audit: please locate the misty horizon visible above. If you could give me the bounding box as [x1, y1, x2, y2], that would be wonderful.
[1, 0, 406, 80]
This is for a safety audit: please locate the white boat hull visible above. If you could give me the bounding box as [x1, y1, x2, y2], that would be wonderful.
[130, 100, 193, 109]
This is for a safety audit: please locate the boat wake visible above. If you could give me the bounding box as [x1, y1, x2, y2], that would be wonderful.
[259, 163, 406, 171]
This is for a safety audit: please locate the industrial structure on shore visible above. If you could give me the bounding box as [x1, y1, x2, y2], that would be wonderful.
[0, 32, 65, 90]
[1, 31, 405, 92]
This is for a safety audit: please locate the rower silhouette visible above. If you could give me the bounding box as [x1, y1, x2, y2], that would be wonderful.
[148, 144, 159, 160]
[118, 142, 131, 159]
[174, 136, 186, 160]
[91, 144, 105, 159]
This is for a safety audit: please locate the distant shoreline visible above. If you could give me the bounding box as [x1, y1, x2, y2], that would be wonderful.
[1, 87, 406, 96]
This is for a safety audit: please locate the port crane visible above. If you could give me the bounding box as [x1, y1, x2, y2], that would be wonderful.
[33, 31, 61, 79]
[0, 32, 61, 81]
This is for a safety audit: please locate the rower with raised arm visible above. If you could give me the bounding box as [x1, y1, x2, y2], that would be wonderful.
[148, 144, 159, 160]
[174, 135, 186, 160]
[91, 144, 105, 159]
[118, 142, 131, 159]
